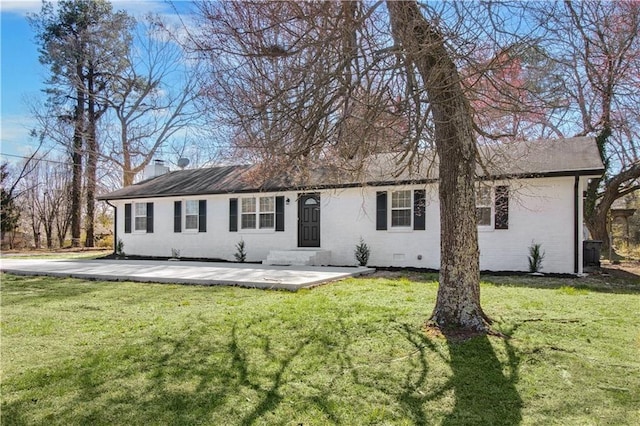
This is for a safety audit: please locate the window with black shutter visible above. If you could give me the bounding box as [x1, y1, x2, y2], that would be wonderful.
[198, 200, 207, 232]
[174, 201, 182, 233]
[275, 196, 285, 231]
[124, 203, 132, 233]
[229, 198, 238, 232]
[376, 191, 387, 230]
[413, 189, 426, 230]
[494, 186, 509, 230]
[146, 203, 154, 233]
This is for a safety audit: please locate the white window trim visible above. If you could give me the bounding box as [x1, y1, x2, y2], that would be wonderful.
[133, 202, 148, 233]
[390, 189, 412, 230]
[184, 199, 199, 232]
[240, 196, 276, 232]
[476, 184, 494, 231]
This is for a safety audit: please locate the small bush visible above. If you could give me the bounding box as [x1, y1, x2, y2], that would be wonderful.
[97, 235, 113, 249]
[171, 248, 181, 259]
[115, 238, 125, 257]
[528, 242, 545, 273]
[234, 239, 247, 263]
[354, 238, 370, 266]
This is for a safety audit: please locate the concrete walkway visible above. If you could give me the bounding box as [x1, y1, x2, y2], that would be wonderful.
[0, 258, 375, 291]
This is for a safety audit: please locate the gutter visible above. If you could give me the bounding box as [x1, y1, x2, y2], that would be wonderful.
[574, 175, 579, 274]
[105, 200, 117, 256]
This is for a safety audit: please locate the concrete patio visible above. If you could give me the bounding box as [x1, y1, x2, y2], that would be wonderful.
[0, 258, 375, 291]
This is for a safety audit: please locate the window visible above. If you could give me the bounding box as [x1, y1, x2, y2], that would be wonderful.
[241, 198, 256, 229]
[185, 200, 199, 230]
[259, 197, 275, 228]
[476, 185, 492, 227]
[391, 190, 411, 227]
[125, 202, 153, 233]
[134, 203, 148, 231]
[231, 196, 284, 232]
[376, 190, 426, 231]
[175, 200, 206, 233]
[241, 196, 275, 229]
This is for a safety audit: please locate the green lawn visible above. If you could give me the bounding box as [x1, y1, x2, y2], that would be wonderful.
[1, 272, 639, 425]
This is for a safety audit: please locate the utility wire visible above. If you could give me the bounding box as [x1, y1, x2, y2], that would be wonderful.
[0, 152, 71, 165]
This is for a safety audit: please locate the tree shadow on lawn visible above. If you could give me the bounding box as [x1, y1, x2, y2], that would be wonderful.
[1, 317, 321, 425]
[380, 323, 523, 426]
[2, 309, 522, 425]
[441, 331, 522, 425]
[0, 274, 104, 306]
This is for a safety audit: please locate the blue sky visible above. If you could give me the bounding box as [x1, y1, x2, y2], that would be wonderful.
[0, 0, 192, 162]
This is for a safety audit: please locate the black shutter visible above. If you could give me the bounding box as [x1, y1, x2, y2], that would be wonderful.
[146, 202, 154, 233]
[275, 196, 285, 231]
[376, 191, 387, 230]
[199, 200, 207, 232]
[124, 203, 132, 233]
[229, 198, 238, 232]
[495, 186, 509, 230]
[413, 189, 426, 230]
[174, 201, 182, 232]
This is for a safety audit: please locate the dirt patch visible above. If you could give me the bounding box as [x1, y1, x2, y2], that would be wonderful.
[601, 260, 640, 279]
[422, 321, 506, 342]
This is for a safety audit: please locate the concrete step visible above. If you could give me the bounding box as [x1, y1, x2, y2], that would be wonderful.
[263, 249, 331, 266]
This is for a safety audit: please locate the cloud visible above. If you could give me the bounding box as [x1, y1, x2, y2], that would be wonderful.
[0, 0, 174, 18]
[0, 1, 42, 16]
[0, 114, 38, 155]
[111, 0, 168, 18]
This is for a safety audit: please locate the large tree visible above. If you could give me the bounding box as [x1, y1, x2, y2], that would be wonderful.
[101, 18, 202, 187]
[31, 0, 134, 247]
[535, 1, 640, 251]
[386, 2, 486, 330]
[18, 157, 73, 249]
[193, 1, 538, 333]
[1, 144, 44, 248]
[1, 163, 21, 245]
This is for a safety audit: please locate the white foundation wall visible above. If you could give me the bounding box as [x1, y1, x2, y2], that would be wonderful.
[112, 175, 582, 273]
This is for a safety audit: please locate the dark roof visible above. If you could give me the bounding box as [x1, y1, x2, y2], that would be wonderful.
[99, 136, 604, 201]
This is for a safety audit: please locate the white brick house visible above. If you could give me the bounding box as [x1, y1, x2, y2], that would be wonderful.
[99, 137, 604, 274]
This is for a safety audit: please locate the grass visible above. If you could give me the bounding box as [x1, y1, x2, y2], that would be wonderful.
[1, 272, 639, 425]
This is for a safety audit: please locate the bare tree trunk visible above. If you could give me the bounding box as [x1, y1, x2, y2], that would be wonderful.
[30, 215, 41, 250]
[586, 161, 640, 252]
[388, 1, 488, 333]
[85, 69, 97, 247]
[71, 64, 84, 248]
[56, 209, 71, 248]
[122, 147, 134, 187]
[586, 208, 609, 246]
[43, 211, 54, 249]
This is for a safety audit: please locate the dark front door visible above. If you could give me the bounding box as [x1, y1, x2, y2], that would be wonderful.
[298, 193, 320, 247]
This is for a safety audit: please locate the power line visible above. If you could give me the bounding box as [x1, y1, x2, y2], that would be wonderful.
[0, 152, 71, 165]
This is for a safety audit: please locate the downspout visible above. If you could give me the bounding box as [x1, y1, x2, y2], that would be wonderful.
[105, 200, 117, 256]
[574, 175, 579, 274]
